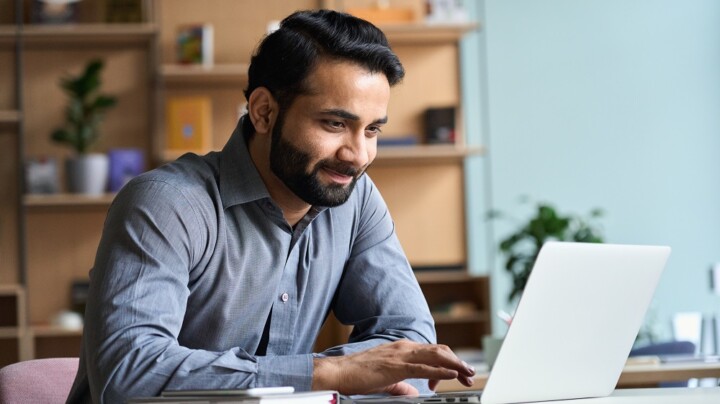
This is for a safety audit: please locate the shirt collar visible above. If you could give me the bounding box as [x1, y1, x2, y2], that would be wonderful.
[219, 121, 271, 209]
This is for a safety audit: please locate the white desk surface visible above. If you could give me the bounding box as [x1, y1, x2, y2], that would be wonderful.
[543, 387, 720, 403]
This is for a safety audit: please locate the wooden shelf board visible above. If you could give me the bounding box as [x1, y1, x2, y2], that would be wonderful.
[24, 193, 116, 207]
[415, 270, 479, 284]
[0, 110, 21, 125]
[160, 63, 249, 84]
[30, 325, 82, 337]
[380, 22, 479, 44]
[0, 25, 17, 44]
[0, 284, 23, 296]
[432, 312, 489, 324]
[19, 23, 157, 45]
[375, 144, 483, 163]
[161, 145, 483, 165]
[0, 327, 22, 339]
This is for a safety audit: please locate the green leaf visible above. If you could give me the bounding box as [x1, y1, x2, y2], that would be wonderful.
[93, 95, 117, 109]
[50, 128, 73, 144]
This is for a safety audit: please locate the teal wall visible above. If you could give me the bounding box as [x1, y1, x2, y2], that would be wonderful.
[462, 0, 720, 338]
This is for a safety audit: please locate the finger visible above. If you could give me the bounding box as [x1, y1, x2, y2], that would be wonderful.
[403, 363, 459, 380]
[384, 381, 419, 397]
[407, 345, 475, 377]
[459, 374, 475, 387]
[428, 379, 439, 391]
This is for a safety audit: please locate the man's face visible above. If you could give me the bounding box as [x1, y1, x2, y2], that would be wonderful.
[268, 61, 390, 207]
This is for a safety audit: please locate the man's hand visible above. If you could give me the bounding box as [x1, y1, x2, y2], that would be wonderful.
[311, 340, 475, 396]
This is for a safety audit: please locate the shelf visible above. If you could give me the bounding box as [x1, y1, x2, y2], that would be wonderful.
[0, 327, 22, 339]
[30, 325, 82, 337]
[374, 144, 483, 164]
[0, 25, 17, 45]
[415, 270, 476, 284]
[160, 63, 249, 84]
[0, 110, 21, 126]
[161, 149, 211, 163]
[161, 145, 483, 165]
[0, 284, 23, 296]
[18, 23, 157, 45]
[24, 193, 116, 208]
[432, 312, 489, 325]
[380, 22, 479, 44]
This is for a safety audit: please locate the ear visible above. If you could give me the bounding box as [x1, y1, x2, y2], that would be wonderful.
[247, 87, 278, 136]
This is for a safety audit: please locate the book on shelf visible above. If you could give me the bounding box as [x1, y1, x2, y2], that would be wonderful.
[165, 96, 212, 154]
[377, 135, 418, 147]
[177, 23, 214, 66]
[129, 387, 338, 403]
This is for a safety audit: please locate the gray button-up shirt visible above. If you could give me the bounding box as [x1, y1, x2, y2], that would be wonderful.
[67, 124, 436, 403]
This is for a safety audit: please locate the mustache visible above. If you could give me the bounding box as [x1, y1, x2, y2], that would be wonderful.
[317, 160, 366, 178]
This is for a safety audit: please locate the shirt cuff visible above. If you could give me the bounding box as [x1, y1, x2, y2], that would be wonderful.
[255, 354, 314, 391]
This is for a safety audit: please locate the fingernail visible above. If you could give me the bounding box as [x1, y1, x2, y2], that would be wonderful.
[462, 361, 475, 374]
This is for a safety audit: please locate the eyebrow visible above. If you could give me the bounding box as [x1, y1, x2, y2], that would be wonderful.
[320, 109, 388, 125]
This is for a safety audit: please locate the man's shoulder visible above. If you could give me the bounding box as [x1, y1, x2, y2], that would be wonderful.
[132, 153, 217, 189]
[117, 153, 220, 210]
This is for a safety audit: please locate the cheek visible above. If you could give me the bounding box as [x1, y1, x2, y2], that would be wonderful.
[366, 138, 378, 163]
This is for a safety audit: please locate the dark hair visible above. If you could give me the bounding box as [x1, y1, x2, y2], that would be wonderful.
[241, 9, 405, 137]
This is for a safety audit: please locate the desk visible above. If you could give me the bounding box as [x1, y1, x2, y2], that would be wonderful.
[542, 387, 720, 403]
[436, 361, 720, 392]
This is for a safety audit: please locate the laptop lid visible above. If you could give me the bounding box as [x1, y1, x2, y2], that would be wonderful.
[481, 242, 670, 404]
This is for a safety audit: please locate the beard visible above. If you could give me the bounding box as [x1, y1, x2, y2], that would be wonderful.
[269, 114, 365, 207]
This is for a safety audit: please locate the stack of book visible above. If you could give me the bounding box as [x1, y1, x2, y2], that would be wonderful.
[129, 387, 338, 403]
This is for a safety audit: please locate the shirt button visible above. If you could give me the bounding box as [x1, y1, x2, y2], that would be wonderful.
[280, 293, 289, 302]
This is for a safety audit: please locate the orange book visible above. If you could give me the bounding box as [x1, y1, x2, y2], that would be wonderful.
[165, 96, 212, 152]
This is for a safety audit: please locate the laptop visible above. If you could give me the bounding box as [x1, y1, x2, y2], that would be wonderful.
[345, 242, 670, 404]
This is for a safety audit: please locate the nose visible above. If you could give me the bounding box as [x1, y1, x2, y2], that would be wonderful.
[337, 131, 370, 169]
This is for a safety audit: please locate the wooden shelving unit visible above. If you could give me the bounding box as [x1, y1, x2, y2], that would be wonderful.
[1, 0, 158, 363]
[418, 273, 491, 349]
[29, 325, 83, 359]
[0, 285, 29, 367]
[2, 1, 490, 363]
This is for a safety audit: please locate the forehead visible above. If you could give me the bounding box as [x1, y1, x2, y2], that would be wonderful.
[297, 60, 391, 112]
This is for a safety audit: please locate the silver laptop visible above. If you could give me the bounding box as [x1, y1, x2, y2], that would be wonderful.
[346, 242, 670, 404]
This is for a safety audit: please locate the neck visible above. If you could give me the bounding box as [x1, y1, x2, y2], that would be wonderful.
[248, 135, 311, 227]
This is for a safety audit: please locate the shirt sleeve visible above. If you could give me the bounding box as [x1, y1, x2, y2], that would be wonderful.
[314, 177, 437, 394]
[80, 178, 313, 403]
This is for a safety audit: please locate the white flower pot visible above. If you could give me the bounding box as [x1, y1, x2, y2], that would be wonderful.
[65, 153, 109, 195]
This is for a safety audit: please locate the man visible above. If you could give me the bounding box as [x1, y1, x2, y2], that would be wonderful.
[67, 9, 474, 403]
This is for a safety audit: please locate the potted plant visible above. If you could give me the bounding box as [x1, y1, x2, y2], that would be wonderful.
[489, 199, 605, 303]
[51, 59, 117, 194]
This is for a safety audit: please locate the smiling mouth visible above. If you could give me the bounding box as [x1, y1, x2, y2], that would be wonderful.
[322, 167, 354, 185]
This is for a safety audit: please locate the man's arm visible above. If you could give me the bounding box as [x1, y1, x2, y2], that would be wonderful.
[81, 178, 313, 402]
[311, 177, 475, 395]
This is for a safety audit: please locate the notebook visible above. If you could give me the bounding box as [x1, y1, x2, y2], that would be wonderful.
[345, 241, 670, 404]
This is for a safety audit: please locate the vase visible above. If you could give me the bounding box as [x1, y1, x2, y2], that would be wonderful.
[65, 153, 109, 195]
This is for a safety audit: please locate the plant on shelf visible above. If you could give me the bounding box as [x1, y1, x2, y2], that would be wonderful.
[488, 198, 605, 303]
[51, 59, 117, 194]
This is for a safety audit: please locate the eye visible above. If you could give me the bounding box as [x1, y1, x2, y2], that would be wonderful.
[323, 120, 345, 130]
[366, 125, 382, 137]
